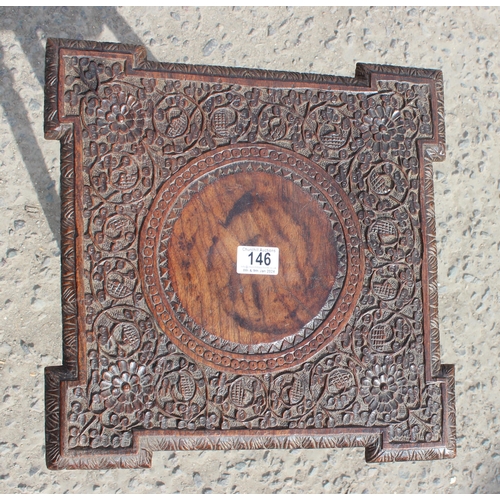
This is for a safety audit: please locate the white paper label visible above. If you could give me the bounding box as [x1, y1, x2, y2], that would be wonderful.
[237, 246, 279, 275]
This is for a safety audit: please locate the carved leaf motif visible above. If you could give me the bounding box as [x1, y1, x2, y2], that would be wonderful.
[178, 372, 196, 401]
[213, 108, 236, 137]
[320, 127, 349, 150]
[229, 379, 246, 407]
[328, 369, 354, 393]
[120, 323, 141, 350]
[106, 273, 133, 298]
[213, 109, 228, 131]
[369, 170, 393, 195]
[269, 118, 286, 140]
[289, 377, 305, 404]
[373, 280, 399, 300]
[166, 109, 188, 138]
[424, 143, 446, 162]
[370, 220, 398, 244]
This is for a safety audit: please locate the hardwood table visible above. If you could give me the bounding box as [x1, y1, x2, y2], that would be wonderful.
[44, 38, 455, 469]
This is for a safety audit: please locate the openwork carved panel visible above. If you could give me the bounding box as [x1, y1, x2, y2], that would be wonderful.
[44, 39, 455, 469]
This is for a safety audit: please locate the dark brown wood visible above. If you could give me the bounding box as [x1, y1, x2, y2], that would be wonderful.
[167, 168, 339, 346]
[44, 38, 455, 469]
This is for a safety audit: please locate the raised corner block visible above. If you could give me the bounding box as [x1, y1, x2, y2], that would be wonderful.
[44, 38, 455, 469]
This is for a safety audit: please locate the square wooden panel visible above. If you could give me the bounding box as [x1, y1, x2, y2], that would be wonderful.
[44, 38, 455, 469]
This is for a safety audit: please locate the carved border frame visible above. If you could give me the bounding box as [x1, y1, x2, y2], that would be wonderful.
[44, 38, 455, 469]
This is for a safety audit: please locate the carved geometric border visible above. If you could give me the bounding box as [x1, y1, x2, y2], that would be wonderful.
[44, 38, 456, 469]
[140, 144, 362, 373]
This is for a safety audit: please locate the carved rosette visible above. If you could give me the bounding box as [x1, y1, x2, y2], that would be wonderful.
[44, 39, 455, 469]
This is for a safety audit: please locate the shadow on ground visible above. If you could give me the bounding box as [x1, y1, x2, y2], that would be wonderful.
[0, 6, 153, 244]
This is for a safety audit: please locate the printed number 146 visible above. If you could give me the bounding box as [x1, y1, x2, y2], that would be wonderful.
[248, 251, 271, 266]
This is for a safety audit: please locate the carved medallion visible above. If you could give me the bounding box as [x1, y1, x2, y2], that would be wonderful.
[44, 39, 455, 469]
[140, 145, 362, 373]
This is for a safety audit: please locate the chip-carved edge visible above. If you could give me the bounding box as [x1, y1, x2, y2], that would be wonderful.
[44, 38, 455, 469]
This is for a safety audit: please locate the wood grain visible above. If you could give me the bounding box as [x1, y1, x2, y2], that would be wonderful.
[168, 169, 338, 345]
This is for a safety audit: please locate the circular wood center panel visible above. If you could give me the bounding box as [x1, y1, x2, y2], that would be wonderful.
[167, 170, 338, 345]
[140, 145, 363, 373]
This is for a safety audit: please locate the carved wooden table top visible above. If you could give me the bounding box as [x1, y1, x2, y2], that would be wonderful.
[44, 38, 455, 469]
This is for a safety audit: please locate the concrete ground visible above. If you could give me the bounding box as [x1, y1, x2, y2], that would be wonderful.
[0, 6, 498, 493]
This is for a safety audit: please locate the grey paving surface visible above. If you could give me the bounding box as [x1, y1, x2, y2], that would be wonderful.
[0, 6, 499, 493]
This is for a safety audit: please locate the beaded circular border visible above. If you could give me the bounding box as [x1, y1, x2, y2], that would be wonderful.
[140, 144, 364, 373]
[158, 158, 347, 354]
